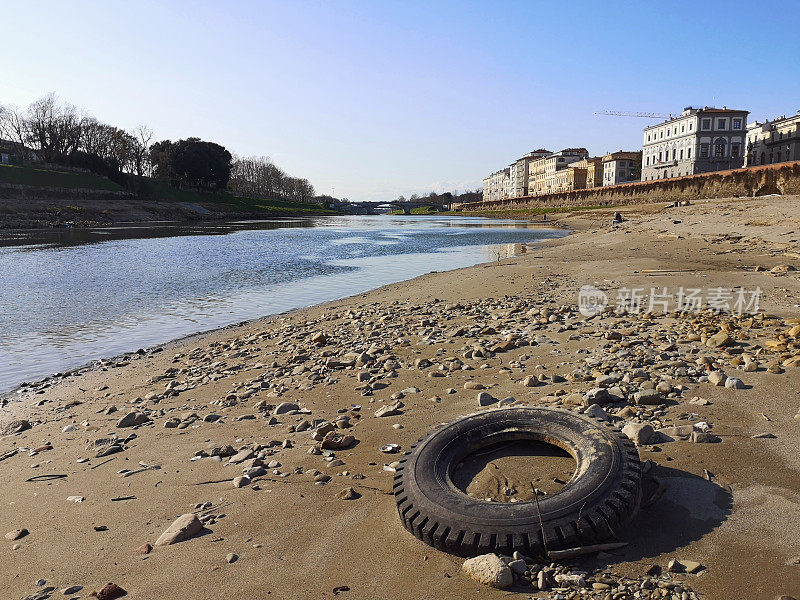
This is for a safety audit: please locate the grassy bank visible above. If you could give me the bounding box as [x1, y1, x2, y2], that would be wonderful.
[133, 177, 335, 214]
[0, 165, 338, 225]
[0, 164, 125, 192]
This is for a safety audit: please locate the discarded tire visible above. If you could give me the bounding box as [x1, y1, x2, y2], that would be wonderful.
[393, 407, 643, 557]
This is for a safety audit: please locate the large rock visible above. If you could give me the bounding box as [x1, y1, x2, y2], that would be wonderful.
[656, 425, 694, 441]
[725, 377, 745, 389]
[1, 419, 31, 435]
[634, 389, 661, 405]
[116, 411, 150, 428]
[93, 583, 127, 600]
[708, 371, 726, 386]
[320, 431, 355, 450]
[154, 513, 203, 546]
[706, 331, 732, 348]
[585, 387, 612, 405]
[622, 422, 655, 445]
[462, 554, 513, 589]
[477, 392, 497, 407]
[273, 402, 299, 415]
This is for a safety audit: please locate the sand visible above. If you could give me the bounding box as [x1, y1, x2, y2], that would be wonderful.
[1, 195, 799, 600]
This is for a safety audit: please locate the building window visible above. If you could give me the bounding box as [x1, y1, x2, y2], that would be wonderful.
[687, 147, 692, 158]
[733, 118, 742, 129]
[689, 123, 693, 131]
[702, 119, 711, 130]
[760, 152, 765, 164]
[717, 119, 727, 129]
[672, 149, 677, 160]
[681, 125, 685, 133]
[680, 149, 684, 160]
[731, 144, 740, 158]
[658, 151, 662, 161]
[714, 141, 725, 157]
[700, 144, 709, 158]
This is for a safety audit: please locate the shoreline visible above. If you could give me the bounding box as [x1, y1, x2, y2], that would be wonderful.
[1, 222, 566, 405]
[1, 196, 799, 600]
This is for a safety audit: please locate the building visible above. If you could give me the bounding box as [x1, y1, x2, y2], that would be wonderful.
[602, 151, 642, 186]
[527, 154, 550, 196]
[542, 148, 588, 194]
[571, 157, 604, 188]
[553, 165, 588, 193]
[508, 149, 551, 198]
[641, 106, 749, 181]
[482, 167, 511, 202]
[0, 139, 30, 166]
[745, 111, 800, 167]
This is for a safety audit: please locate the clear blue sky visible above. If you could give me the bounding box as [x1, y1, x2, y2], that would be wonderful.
[3, 1, 799, 201]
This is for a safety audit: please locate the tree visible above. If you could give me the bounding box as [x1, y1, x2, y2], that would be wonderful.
[149, 139, 174, 180]
[25, 93, 82, 162]
[229, 155, 315, 202]
[150, 137, 232, 190]
[131, 125, 153, 177]
[0, 103, 29, 162]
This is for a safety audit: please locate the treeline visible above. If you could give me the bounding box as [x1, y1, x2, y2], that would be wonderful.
[394, 189, 483, 204]
[229, 155, 315, 203]
[0, 93, 315, 202]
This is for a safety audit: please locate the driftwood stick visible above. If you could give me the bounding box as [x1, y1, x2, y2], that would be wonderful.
[548, 542, 628, 560]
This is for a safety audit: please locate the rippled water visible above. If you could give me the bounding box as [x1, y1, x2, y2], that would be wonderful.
[0, 215, 564, 392]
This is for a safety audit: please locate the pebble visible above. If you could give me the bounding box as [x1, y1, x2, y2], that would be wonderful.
[154, 513, 203, 546]
[477, 392, 497, 406]
[92, 582, 127, 600]
[61, 585, 83, 594]
[233, 475, 251, 488]
[226, 552, 239, 563]
[622, 422, 655, 445]
[725, 377, 745, 389]
[116, 410, 151, 428]
[5, 528, 28, 541]
[337, 487, 361, 500]
[273, 402, 299, 415]
[374, 401, 403, 417]
[708, 371, 726, 386]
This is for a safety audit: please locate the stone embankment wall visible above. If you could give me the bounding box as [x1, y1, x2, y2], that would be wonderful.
[0, 182, 133, 202]
[457, 161, 800, 211]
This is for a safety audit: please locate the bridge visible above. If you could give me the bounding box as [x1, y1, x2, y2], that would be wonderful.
[324, 199, 452, 215]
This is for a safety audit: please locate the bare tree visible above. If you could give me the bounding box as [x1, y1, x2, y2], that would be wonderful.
[0, 103, 30, 162]
[25, 93, 83, 162]
[131, 124, 153, 176]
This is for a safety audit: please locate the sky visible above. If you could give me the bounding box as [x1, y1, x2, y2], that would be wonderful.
[2, 1, 800, 202]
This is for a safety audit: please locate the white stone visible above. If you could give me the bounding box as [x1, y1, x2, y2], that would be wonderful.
[462, 554, 513, 589]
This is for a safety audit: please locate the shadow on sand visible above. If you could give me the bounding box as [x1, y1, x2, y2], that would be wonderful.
[595, 463, 732, 567]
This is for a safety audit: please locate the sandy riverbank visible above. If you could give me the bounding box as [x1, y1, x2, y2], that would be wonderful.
[1, 195, 799, 600]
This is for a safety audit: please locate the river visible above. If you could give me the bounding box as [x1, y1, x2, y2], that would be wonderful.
[0, 215, 564, 393]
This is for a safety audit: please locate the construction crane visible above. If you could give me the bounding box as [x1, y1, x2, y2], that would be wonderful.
[595, 110, 677, 120]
